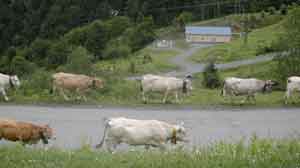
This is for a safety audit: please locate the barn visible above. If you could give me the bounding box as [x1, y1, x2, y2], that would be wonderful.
[185, 26, 232, 43]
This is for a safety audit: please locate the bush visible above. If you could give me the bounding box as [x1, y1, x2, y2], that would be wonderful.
[102, 42, 131, 59]
[60, 46, 93, 75]
[202, 62, 221, 89]
[10, 56, 36, 76]
[280, 4, 288, 15]
[125, 16, 156, 52]
[175, 12, 193, 31]
[46, 40, 70, 69]
[268, 6, 276, 15]
[19, 70, 52, 97]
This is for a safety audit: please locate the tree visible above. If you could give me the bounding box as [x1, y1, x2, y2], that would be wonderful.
[62, 46, 93, 75]
[175, 12, 193, 31]
[274, 6, 300, 84]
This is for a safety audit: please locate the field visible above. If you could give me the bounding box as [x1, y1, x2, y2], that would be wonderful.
[190, 22, 283, 63]
[0, 137, 299, 168]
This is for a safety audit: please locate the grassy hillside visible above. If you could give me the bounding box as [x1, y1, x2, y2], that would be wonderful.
[1, 138, 299, 168]
[190, 22, 283, 63]
[94, 48, 180, 76]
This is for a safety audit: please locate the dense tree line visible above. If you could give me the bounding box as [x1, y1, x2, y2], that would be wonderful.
[0, 0, 299, 75]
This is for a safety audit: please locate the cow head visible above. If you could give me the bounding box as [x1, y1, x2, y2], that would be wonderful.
[9, 75, 21, 88]
[40, 125, 54, 144]
[92, 78, 104, 89]
[182, 79, 193, 94]
[262, 80, 276, 93]
[171, 122, 187, 144]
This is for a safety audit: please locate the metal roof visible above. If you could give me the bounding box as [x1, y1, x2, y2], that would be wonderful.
[185, 26, 232, 36]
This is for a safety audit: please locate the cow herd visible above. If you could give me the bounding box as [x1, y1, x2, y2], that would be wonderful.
[0, 72, 300, 104]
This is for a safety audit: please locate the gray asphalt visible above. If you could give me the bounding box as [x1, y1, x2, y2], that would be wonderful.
[165, 45, 276, 77]
[0, 105, 299, 149]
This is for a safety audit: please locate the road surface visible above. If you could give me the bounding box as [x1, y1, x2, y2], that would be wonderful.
[165, 45, 276, 77]
[0, 105, 299, 149]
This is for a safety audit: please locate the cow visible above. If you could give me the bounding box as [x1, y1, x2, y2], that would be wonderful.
[222, 77, 276, 103]
[285, 76, 300, 104]
[0, 119, 54, 145]
[51, 72, 103, 101]
[140, 74, 193, 103]
[0, 73, 20, 101]
[96, 117, 187, 152]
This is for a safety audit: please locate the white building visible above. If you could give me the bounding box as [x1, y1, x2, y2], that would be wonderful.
[185, 26, 232, 43]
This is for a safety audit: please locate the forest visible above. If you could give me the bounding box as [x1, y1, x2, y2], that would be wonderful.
[0, 0, 298, 76]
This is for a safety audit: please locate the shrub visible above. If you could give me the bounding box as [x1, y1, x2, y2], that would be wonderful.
[102, 42, 131, 59]
[129, 61, 137, 73]
[268, 6, 276, 15]
[25, 38, 52, 67]
[46, 40, 70, 69]
[10, 56, 36, 76]
[202, 61, 221, 89]
[20, 70, 52, 97]
[60, 46, 93, 75]
[280, 4, 288, 15]
[125, 16, 156, 52]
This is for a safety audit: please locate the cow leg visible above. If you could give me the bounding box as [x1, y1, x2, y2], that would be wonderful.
[144, 145, 151, 150]
[59, 88, 69, 101]
[158, 143, 167, 151]
[0, 88, 9, 101]
[142, 91, 147, 103]
[251, 95, 256, 104]
[285, 90, 291, 104]
[174, 91, 179, 103]
[163, 91, 169, 103]
[105, 139, 118, 153]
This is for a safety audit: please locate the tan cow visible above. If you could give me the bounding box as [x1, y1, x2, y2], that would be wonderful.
[51, 72, 103, 101]
[0, 119, 54, 145]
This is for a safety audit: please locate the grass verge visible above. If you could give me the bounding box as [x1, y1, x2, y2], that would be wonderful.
[0, 137, 300, 168]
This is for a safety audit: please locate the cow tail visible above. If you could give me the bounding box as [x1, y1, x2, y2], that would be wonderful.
[95, 118, 110, 149]
[220, 81, 225, 96]
[49, 75, 55, 94]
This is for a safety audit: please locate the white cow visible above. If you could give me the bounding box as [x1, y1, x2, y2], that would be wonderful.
[222, 77, 276, 103]
[285, 76, 300, 104]
[96, 117, 187, 152]
[0, 73, 20, 101]
[141, 74, 192, 103]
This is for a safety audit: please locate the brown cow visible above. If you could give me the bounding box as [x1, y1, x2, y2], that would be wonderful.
[51, 72, 103, 101]
[0, 119, 54, 145]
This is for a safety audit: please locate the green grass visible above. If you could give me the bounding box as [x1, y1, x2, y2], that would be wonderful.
[1, 137, 300, 168]
[190, 21, 283, 63]
[93, 48, 180, 76]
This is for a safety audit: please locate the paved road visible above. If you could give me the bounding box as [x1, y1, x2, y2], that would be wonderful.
[165, 45, 276, 77]
[0, 105, 299, 149]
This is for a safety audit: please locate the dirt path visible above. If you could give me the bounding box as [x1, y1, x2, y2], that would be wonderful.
[0, 105, 299, 149]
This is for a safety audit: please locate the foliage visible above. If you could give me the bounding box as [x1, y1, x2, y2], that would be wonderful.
[102, 41, 131, 59]
[10, 56, 36, 76]
[175, 12, 194, 31]
[60, 46, 93, 75]
[125, 16, 156, 52]
[202, 61, 221, 89]
[273, 6, 300, 83]
[268, 6, 277, 15]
